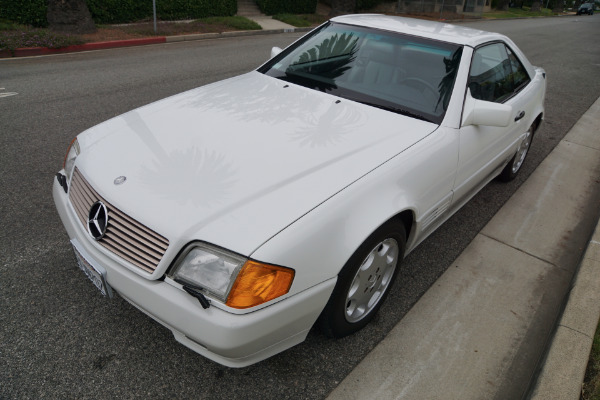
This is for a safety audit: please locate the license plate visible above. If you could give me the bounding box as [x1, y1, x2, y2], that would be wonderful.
[71, 239, 113, 298]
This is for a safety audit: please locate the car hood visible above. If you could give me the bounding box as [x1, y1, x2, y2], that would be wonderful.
[75, 71, 436, 258]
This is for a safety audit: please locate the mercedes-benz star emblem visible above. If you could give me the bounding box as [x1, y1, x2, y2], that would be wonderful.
[87, 201, 108, 241]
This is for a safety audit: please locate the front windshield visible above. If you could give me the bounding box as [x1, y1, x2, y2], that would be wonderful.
[259, 22, 463, 124]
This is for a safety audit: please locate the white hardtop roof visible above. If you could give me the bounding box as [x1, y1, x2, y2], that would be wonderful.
[331, 14, 505, 47]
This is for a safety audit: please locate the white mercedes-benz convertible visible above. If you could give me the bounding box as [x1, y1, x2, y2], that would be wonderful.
[53, 14, 546, 367]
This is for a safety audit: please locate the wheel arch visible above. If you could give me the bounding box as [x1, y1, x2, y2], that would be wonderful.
[250, 185, 420, 300]
[390, 209, 416, 247]
[533, 112, 543, 133]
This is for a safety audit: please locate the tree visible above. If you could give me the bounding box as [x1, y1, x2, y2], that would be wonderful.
[329, 0, 357, 16]
[495, 0, 510, 11]
[47, 0, 96, 34]
[530, 0, 542, 10]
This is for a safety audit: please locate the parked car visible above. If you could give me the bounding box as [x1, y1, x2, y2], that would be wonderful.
[577, 3, 594, 14]
[53, 15, 546, 367]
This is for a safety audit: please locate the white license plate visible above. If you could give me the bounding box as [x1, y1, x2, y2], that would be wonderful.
[71, 239, 113, 298]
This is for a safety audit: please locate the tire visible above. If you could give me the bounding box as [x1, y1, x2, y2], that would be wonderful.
[498, 124, 534, 182]
[318, 220, 406, 338]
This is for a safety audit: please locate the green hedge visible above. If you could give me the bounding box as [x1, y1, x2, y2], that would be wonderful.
[0, 0, 237, 27]
[256, 0, 317, 15]
[0, 0, 48, 27]
[86, 0, 237, 24]
[356, 0, 388, 10]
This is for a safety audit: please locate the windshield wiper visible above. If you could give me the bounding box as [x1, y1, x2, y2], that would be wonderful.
[290, 53, 353, 67]
[354, 100, 433, 123]
[278, 71, 337, 92]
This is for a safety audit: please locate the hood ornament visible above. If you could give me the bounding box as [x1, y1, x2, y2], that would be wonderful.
[114, 176, 127, 185]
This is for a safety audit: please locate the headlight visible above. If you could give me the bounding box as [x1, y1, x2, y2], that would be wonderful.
[169, 243, 294, 309]
[171, 244, 245, 302]
[63, 137, 80, 181]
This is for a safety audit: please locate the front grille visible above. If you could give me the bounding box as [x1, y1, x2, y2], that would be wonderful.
[69, 168, 169, 273]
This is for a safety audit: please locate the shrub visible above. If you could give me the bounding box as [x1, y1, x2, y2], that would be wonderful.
[256, 0, 317, 15]
[85, 0, 237, 24]
[356, 0, 388, 10]
[0, 0, 48, 27]
[0, 0, 237, 27]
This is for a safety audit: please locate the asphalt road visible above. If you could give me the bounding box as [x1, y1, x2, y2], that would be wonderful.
[1, 16, 599, 399]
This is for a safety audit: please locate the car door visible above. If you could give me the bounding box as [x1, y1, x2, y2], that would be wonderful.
[453, 41, 535, 203]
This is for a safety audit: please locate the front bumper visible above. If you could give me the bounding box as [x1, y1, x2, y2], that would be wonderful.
[53, 174, 336, 367]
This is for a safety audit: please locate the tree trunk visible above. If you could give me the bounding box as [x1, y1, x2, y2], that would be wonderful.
[530, 0, 542, 11]
[47, 0, 96, 34]
[329, 0, 357, 16]
[495, 0, 510, 11]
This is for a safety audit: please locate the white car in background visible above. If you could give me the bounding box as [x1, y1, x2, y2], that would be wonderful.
[53, 14, 546, 367]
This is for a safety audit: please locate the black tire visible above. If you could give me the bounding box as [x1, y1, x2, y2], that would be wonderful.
[319, 220, 406, 338]
[498, 124, 535, 182]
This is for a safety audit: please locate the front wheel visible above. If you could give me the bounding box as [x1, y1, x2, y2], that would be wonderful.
[318, 220, 406, 338]
[498, 124, 534, 182]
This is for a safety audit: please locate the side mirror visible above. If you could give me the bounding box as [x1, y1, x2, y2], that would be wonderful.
[271, 46, 283, 59]
[462, 89, 512, 128]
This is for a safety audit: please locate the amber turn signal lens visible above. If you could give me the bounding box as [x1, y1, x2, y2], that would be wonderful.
[226, 261, 294, 309]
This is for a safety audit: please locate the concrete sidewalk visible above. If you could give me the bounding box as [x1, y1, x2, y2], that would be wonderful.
[245, 16, 296, 31]
[327, 98, 600, 400]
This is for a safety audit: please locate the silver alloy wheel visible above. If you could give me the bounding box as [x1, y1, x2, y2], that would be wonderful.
[345, 238, 400, 323]
[511, 127, 533, 174]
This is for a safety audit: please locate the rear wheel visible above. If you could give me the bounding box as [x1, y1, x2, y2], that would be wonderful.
[319, 220, 406, 338]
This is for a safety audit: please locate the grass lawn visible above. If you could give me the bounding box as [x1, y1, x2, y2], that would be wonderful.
[484, 6, 557, 18]
[272, 13, 327, 27]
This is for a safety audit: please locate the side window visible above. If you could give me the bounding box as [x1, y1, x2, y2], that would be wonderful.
[506, 46, 531, 92]
[468, 43, 513, 103]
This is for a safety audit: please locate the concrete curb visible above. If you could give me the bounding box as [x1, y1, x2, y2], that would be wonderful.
[7, 37, 167, 58]
[528, 98, 600, 400]
[0, 27, 313, 59]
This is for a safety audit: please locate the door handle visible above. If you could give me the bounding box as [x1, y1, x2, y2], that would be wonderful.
[514, 111, 525, 122]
